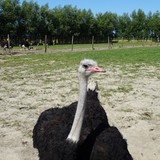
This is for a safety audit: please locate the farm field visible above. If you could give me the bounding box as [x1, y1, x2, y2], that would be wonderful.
[0, 40, 160, 55]
[0, 47, 160, 160]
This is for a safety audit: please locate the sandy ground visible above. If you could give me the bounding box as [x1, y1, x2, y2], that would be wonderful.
[0, 61, 160, 160]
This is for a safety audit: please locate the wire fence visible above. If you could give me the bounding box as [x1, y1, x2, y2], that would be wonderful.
[0, 35, 160, 55]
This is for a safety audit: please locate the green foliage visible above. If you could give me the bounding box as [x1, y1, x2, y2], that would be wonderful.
[117, 13, 131, 39]
[96, 12, 118, 38]
[148, 11, 160, 38]
[131, 9, 147, 39]
[0, 1, 160, 43]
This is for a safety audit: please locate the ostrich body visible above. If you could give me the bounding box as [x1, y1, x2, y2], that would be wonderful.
[33, 59, 132, 160]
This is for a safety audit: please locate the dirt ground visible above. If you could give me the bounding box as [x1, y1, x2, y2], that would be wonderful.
[0, 61, 160, 160]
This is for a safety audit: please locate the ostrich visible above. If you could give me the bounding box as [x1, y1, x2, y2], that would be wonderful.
[2, 42, 13, 51]
[33, 59, 133, 160]
[21, 40, 31, 50]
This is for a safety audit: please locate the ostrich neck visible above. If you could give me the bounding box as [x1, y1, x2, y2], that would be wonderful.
[67, 74, 88, 143]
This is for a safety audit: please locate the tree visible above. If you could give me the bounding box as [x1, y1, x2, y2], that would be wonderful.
[0, 0, 20, 36]
[96, 12, 118, 41]
[1, 0, 160, 45]
[79, 9, 95, 42]
[57, 5, 81, 43]
[130, 9, 147, 40]
[20, 0, 41, 39]
[117, 13, 131, 40]
[147, 11, 160, 39]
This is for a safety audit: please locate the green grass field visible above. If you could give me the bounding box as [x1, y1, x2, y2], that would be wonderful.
[0, 46, 160, 76]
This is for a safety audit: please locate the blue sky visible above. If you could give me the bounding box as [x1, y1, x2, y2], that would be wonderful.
[21, 0, 160, 15]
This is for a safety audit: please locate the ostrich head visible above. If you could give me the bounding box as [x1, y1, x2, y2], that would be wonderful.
[78, 59, 105, 77]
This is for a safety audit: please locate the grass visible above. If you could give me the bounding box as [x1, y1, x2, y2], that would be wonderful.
[117, 85, 133, 93]
[140, 112, 153, 120]
[5, 40, 159, 50]
[119, 108, 133, 113]
[0, 46, 160, 78]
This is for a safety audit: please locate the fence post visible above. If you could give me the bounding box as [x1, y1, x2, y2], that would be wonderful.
[45, 35, 47, 53]
[71, 35, 74, 51]
[142, 37, 145, 47]
[150, 37, 152, 46]
[7, 34, 11, 53]
[157, 36, 159, 46]
[122, 37, 124, 47]
[132, 36, 135, 47]
[92, 36, 95, 50]
[108, 36, 110, 48]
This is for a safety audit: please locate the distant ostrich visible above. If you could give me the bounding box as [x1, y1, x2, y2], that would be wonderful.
[21, 44, 26, 50]
[33, 59, 133, 160]
[3, 44, 8, 51]
[1, 42, 13, 51]
[21, 40, 31, 50]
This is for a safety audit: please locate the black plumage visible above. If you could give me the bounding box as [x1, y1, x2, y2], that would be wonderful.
[33, 59, 133, 160]
[33, 90, 108, 159]
[33, 90, 132, 160]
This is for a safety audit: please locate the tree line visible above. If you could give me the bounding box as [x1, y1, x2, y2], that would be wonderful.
[0, 0, 160, 45]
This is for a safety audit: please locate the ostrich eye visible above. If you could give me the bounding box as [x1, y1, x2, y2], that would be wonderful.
[83, 64, 89, 69]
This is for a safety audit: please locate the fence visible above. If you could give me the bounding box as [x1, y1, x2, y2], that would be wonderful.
[0, 35, 160, 54]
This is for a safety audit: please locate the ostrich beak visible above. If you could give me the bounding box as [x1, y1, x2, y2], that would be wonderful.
[87, 66, 106, 73]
